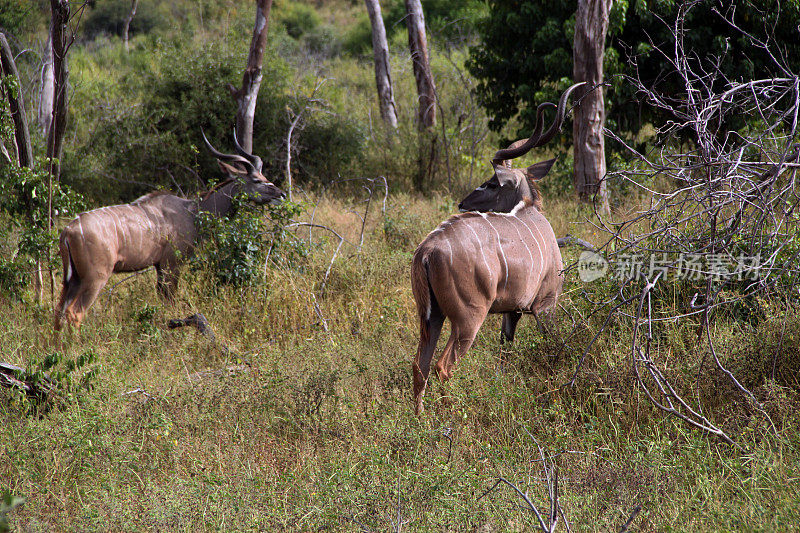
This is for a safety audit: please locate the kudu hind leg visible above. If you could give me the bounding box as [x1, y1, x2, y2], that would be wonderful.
[435, 313, 485, 382]
[413, 310, 445, 414]
[54, 278, 82, 331]
[66, 277, 110, 330]
[501, 312, 522, 344]
[499, 311, 523, 367]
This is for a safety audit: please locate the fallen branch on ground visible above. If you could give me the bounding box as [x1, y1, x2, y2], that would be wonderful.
[167, 313, 231, 354]
[0, 362, 55, 400]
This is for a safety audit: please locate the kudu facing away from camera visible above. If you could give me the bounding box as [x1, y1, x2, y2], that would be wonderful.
[411, 83, 584, 414]
[54, 133, 285, 330]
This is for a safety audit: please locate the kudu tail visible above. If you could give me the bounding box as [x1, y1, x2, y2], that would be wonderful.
[411, 253, 433, 348]
[54, 234, 80, 331]
[411, 250, 445, 414]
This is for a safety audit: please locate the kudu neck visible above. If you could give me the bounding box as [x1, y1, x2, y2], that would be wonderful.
[198, 181, 238, 217]
[519, 180, 543, 212]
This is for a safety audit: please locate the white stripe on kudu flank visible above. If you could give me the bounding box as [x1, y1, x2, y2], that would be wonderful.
[465, 223, 492, 281]
[145, 211, 155, 235]
[517, 215, 544, 288]
[443, 235, 453, 266]
[483, 215, 509, 290]
[111, 210, 126, 244]
[500, 215, 535, 293]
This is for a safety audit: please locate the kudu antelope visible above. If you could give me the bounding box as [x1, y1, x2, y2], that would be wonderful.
[411, 83, 584, 414]
[54, 133, 284, 330]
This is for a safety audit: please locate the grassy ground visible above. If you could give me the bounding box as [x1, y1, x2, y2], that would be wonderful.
[1, 192, 799, 531]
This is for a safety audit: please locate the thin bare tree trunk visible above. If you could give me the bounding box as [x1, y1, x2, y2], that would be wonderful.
[47, 0, 70, 301]
[229, 0, 273, 152]
[364, 0, 398, 129]
[404, 0, 436, 130]
[37, 34, 54, 137]
[285, 113, 300, 203]
[0, 32, 41, 301]
[0, 34, 32, 168]
[47, 0, 69, 180]
[122, 0, 138, 51]
[573, 0, 611, 214]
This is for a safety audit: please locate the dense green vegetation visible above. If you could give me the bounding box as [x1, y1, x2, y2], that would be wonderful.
[467, 0, 800, 141]
[0, 1, 798, 531]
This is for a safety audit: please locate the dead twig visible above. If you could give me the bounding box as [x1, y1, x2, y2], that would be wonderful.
[557, 235, 596, 251]
[478, 432, 565, 533]
[285, 77, 330, 201]
[619, 504, 642, 533]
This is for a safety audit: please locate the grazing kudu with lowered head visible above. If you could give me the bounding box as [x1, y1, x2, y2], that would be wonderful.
[410, 83, 584, 414]
[54, 133, 284, 330]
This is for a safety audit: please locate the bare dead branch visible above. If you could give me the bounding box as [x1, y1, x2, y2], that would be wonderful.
[284, 78, 329, 201]
[0, 362, 55, 400]
[619, 504, 642, 533]
[576, 5, 800, 444]
[167, 313, 231, 355]
[478, 432, 564, 532]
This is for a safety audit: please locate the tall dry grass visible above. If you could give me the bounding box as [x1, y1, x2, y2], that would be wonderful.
[1, 192, 798, 531]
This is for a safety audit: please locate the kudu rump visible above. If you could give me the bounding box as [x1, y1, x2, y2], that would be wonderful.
[411, 83, 584, 414]
[54, 134, 284, 330]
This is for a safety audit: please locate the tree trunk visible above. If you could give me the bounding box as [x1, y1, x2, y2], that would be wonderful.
[47, 0, 70, 301]
[404, 0, 436, 130]
[0, 33, 33, 169]
[37, 34, 55, 138]
[230, 0, 273, 152]
[47, 0, 69, 180]
[122, 0, 139, 51]
[0, 32, 41, 301]
[573, 0, 611, 214]
[364, 0, 398, 129]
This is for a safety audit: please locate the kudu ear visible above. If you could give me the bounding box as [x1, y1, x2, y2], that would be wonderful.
[217, 160, 248, 177]
[494, 165, 522, 187]
[525, 158, 557, 181]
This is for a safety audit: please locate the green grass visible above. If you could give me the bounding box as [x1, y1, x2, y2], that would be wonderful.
[8, 1, 800, 530]
[1, 193, 798, 531]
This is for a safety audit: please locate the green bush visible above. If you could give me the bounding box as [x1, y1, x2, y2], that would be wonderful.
[0, 258, 27, 300]
[83, 0, 165, 40]
[301, 24, 342, 58]
[341, 14, 372, 56]
[0, 0, 40, 37]
[382, 0, 486, 43]
[0, 153, 82, 299]
[192, 196, 307, 287]
[71, 39, 290, 201]
[193, 205, 268, 287]
[71, 36, 371, 202]
[274, 1, 322, 39]
[5, 350, 100, 414]
[342, 0, 485, 56]
[293, 113, 366, 183]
